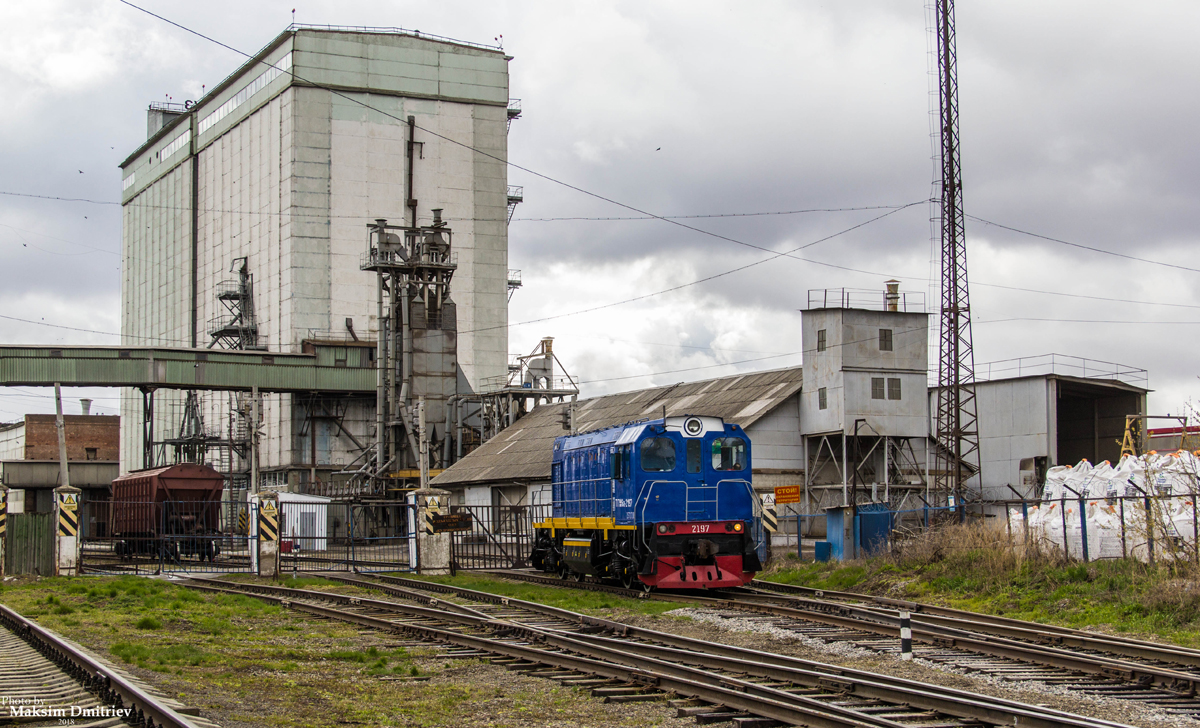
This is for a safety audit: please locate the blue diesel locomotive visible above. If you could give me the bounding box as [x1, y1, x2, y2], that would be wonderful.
[531, 415, 762, 590]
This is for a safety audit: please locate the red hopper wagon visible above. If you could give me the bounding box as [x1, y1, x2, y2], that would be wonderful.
[110, 463, 224, 561]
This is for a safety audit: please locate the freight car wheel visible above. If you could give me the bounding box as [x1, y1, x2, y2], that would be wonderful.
[573, 569, 585, 583]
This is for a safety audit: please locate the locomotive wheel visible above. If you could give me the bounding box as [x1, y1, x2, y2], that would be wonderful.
[620, 569, 634, 590]
[559, 564, 571, 580]
[573, 569, 585, 582]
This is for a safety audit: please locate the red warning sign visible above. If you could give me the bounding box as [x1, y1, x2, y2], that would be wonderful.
[774, 485, 801, 504]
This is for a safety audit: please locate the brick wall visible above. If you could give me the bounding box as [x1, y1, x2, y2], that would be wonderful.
[23, 415, 120, 461]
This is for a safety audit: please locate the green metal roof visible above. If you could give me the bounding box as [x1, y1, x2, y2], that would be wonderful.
[0, 345, 375, 394]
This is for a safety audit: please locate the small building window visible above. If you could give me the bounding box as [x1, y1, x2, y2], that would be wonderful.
[85, 448, 98, 460]
[879, 328, 893, 351]
[871, 378, 885, 400]
[816, 329, 827, 352]
[818, 387, 827, 410]
[888, 378, 902, 400]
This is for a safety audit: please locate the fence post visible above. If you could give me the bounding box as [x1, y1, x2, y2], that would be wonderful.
[0, 485, 6, 577]
[1078, 497, 1089, 563]
[348, 505, 357, 571]
[1193, 496, 1199, 565]
[796, 516, 803, 559]
[1119, 497, 1127, 559]
[1021, 500, 1030, 546]
[54, 485, 82, 576]
[1144, 496, 1155, 567]
[257, 492, 279, 578]
[414, 487, 452, 575]
[1060, 498, 1070, 561]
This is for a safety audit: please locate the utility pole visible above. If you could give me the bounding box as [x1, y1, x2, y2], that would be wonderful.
[54, 383, 70, 489]
[933, 0, 980, 517]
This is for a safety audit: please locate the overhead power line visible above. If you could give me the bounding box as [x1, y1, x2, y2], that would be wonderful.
[514, 204, 917, 221]
[968, 215, 1200, 274]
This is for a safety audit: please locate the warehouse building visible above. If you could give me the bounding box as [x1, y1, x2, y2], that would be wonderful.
[434, 288, 1150, 528]
[118, 27, 515, 488]
[432, 368, 805, 509]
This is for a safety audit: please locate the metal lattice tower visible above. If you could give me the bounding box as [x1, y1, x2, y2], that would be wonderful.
[933, 0, 980, 510]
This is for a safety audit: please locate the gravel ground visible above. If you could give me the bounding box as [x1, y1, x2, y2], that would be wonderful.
[647, 607, 1197, 728]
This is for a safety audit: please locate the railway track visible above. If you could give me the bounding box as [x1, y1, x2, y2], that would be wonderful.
[482, 568, 1200, 716]
[0, 603, 215, 728]
[182, 574, 1131, 728]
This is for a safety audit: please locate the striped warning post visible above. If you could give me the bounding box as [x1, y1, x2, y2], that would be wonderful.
[58, 494, 79, 538]
[258, 501, 279, 542]
[763, 503, 778, 534]
[423, 496, 442, 536]
[0, 492, 7, 540]
[900, 610, 912, 660]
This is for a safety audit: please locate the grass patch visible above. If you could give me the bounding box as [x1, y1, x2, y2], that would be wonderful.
[762, 522, 1200, 647]
[404, 572, 688, 616]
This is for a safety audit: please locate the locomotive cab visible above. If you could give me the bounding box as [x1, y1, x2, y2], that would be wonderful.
[532, 415, 762, 590]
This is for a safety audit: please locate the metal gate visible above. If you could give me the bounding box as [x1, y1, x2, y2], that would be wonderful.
[5, 513, 54, 576]
[77, 499, 418, 575]
[450, 505, 533, 569]
[80, 500, 256, 575]
[346, 502, 415, 573]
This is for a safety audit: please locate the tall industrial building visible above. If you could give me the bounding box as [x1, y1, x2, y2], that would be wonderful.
[118, 27, 513, 489]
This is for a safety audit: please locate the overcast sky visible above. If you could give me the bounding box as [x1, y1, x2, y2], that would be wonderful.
[1, 0, 1197, 426]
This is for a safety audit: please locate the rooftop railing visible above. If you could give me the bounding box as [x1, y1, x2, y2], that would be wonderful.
[807, 288, 926, 313]
[973, 353, 1148, 387]
[285, 23, 503, 52]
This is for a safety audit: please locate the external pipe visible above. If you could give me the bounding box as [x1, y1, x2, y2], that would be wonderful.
[376, 269, 385, 477]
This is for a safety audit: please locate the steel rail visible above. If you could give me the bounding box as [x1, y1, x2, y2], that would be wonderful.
[182, 576, 492, 623]
[360, 572, 1132, 728]
[325, 573, 635, 635]
[193, 576, 1125, 728]
[751, 580, 1200, 665]
[484, 568, 1200, 695]
[176, 579, 892, 728]
[560, 630, 1130, 728]
[0, 603, 205, 728]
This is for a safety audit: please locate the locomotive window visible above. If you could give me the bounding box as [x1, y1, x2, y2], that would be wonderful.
[711, 437, 747, 471]
[687, 439, 702, 474]
[640, 437, 677, 472]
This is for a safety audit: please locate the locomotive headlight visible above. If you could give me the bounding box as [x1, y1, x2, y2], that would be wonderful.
[733, 522, 743, 532]
[658, 524, 668, 534]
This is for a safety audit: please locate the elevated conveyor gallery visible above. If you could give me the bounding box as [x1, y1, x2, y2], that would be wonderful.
[0, 344, 375, 393]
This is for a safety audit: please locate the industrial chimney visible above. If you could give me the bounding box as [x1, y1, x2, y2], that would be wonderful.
[80, 398, 92, 416]
[885, 280, 901, 312]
